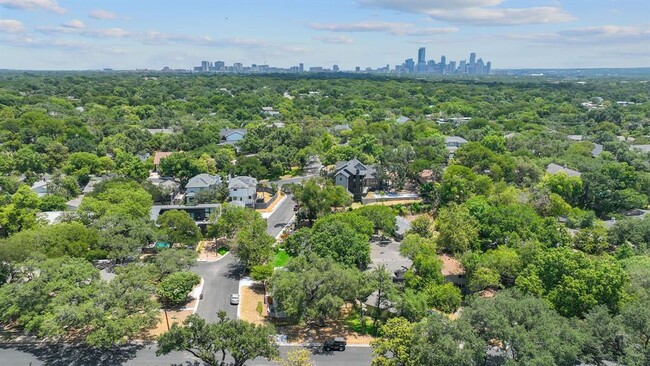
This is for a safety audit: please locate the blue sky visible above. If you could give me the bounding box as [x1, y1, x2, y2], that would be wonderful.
[0, 0, 649, 70]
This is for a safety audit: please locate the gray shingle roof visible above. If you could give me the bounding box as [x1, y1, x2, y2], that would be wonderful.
[186, 174, 221, 188]
[220, 128, 247, 138]
[228, 176, 257, 189]
[546, 163, 582, 177]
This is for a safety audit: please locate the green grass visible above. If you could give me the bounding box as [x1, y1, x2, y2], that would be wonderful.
[345, 311, 379, 336]
[217, 247, 229, 255]
[273, 249, 292, 267]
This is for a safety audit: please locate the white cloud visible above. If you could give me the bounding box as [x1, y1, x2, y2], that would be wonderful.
[62, 19, 85, 29]
[312, 35, 354, 44]
[426, 7, 575, 25]
[0, 0, 65, 14]
[508, 25, 650, 45]
[89, 9, 117, 20]
[357, 0, 574, 25]
[37, 26, 130, 38]
[0, 19, 25, 33]
[309, 21, 457, 36]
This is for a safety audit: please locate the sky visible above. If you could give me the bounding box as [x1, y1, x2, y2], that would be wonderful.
[0, 0, 649, 70]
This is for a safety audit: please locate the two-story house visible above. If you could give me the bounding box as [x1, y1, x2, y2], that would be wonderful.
[228, 176, 258, 207]
[185, 173, 222, 204]
[333, 158, 377, 201]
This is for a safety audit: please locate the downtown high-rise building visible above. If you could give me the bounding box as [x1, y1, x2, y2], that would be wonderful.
[417, 47, 427, 72]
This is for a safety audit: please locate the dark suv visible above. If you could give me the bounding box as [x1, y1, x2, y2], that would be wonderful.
[323, 337, 346, 351]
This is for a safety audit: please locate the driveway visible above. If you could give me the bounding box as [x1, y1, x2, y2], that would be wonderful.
[368, 237, 412, 275]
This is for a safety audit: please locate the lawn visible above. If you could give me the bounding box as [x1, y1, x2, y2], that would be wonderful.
[345, 310, 380, 336]
[273, 249, 292, 267]
[217, 247, 229, 255]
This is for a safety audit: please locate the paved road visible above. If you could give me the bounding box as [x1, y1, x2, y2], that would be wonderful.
[0, 343, 372, 366]
[191, 254, 242, 322]
[266, 194, 296, 238]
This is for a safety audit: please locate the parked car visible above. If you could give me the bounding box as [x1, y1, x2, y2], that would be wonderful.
[323, 337, 346, 351]
[230, 294, 240, 305]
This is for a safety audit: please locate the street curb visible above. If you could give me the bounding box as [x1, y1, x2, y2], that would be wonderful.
[196, 251, 230, 263]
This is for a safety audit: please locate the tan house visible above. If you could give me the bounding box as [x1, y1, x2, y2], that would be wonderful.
[440, 254, 467, 287]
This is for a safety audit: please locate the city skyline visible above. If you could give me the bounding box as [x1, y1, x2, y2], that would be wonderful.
[0, 0, 649, 70]
[189, 48, 491, 75]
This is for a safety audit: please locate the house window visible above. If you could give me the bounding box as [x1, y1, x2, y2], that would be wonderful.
[248, 196, 251, 199]
[233, 188, 237, 191]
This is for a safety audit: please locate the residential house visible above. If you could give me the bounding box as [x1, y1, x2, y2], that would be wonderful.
[228, 176, 258, 207]
[30, 179, 49, 197]
[417, 169, 436, 184]
[546, 163, 582, 177]
[333, 158, 377, 201]
[153, 151, 173, 172]
[82, 175, 113, 195]
[219, 128, 247, 144]
[331, 124, 351, 133]
[440, 254, 467, 288]
[394, 216, 411, 240]
[396, 115, 411, 124]
[591, 143, 604, 158]
[146, 128, 175, 135]
[567, 134, 584, 142]
[185, 173, 222, 204]
[630, 145, 650, 153]
[262, 107, 280, 117]
[445, 136, 468, 157]
[150, 203, 221, 232]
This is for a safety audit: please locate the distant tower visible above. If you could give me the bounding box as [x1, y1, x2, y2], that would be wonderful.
[469, 52, 477, 74]
[417, 47, 426, 73]
[332, 64, 339, 72]
[299, 63, 304, 72]
[486, 61, 492, 74]
[440, 55, 446, 74]
[405, 58, 415, 73]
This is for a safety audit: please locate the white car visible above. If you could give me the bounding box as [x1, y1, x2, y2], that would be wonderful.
[230, 294, 240, 305]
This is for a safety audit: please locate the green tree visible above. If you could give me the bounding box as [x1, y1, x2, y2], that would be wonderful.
[157, 210, 201, 247]
[436, 204, 479, 254]
[234, 217, 275, 269]
[156, 271, 201, 306]
[157, 313, 279, 366]
[354, 205, 396, 235]
[270, 255, 358, 324]
[371, 317, 416, 366]
[408, 215, 433, 238]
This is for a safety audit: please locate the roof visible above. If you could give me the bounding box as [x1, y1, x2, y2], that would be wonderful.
[37, 211, 64, 225]
[83, 175, 110, 194]
[332, 124, 351, 132]
[630, 144, 650, 153]
[419, 169, 434, 181]
[66, 196, 83, 210]
[334, 158, 376, 178]
[440, 254, 465, 276]
[220, 128, 247, 138]
[546, 163, 582, 177]
[186, 174, 221, 189]
[30, 180, 48, 190]
[150, 203, 221, 223]
[395, 216, 411, 236]
[445, 136, 468, 144]
[591, 143, 603, 157]
[567, 134, 584, 141]
[228, 176, 258, 190]
[153, 151, 173, 165]
[146, 128, 174, 135]
[396, 116, 410, 124]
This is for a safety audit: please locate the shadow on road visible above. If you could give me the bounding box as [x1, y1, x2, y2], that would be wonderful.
[223, 260, 246, 280]
[0, 342, 144, 366]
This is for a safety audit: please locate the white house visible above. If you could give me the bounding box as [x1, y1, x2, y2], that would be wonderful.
[219, 128, 247, 144]
[228, 176, 258, 207]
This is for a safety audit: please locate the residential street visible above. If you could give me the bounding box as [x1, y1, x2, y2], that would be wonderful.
[0, 190, 372, 365]
[0, 343, 372, 366]
[191, 254, 242, 322]
[265, 194, 296, 238]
